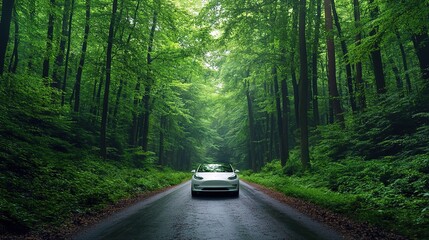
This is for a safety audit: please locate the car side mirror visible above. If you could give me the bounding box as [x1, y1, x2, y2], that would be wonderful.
[191, 170, 196, 173]
[234, 169, 240, 173]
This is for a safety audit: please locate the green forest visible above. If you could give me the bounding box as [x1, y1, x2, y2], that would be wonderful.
[0, 0, 428, 239]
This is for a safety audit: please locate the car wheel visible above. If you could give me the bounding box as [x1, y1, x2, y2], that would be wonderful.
[232, 190, 239, 198]
[191, 190, 197, 197]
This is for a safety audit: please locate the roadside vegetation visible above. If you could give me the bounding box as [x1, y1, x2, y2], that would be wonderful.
[0, 77, 189, 235]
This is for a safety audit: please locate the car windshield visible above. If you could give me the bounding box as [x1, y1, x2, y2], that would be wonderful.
[197, 164, 233, 173]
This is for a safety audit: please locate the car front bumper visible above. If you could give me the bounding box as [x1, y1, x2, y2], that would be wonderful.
[191, 179, 239, 192]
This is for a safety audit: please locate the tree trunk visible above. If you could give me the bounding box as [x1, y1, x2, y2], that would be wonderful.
[158, 116, 166, 165]
[298, 0, 310, 169]
[112, 77, 123, 128]
[389, 57, 403, 92]
[332, 0, 356, 112]
[130, 80, 141, 146]
[280, 70, 290, 167]
[100, 0, 118, 159]
[74, 0, 91, 113]
[52, 0, 71, 90]
[412, 31, 429, 82]
[311, 0, 321, 125]
[245, 79, 257, 172]
[396, 32, 411, 93]
[353, 0, 366, 110]
[62, 0, 75, 106]
[43, 0, 56, 80]
[8, 5, 19, 74]
[141, 4, 158, 154]
[369, 0, 386, 94]
[325, 0, 344, 126]
[0, 0, 15, 75]
[273, 66, 288, 167]
[290, 1, 299, 128]
[278, 0, 290, 166]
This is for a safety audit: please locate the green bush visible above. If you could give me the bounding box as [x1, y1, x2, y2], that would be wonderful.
[0, 76, 190, 234]
[242, 153, 429, 239]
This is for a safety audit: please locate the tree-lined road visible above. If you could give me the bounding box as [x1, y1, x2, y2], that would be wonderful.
[73, 181, 343, 240]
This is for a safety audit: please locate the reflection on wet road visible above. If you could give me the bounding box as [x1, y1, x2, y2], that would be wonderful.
[73, 181, 343, 240]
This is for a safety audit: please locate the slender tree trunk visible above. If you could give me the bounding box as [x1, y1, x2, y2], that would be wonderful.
[280, 69, 290, 166]
[273, 66, 287, 167]
[43, 0, 56, 80]
[311, 0, 321, 125]
[100, 0, 118, 158]
[127, 1, 142, 146]
[27, 0, 36, 72]
[290, 2, 299, 128]
[245, 79, 257, 172]
[141, 3, 158, 154]
[353, 0, 366, 110]
[130, 80, 141, 146]
[278, 1, 290, 167]
[325, 0, 344, 125]
[298, 0, 310, 169]
[74, 0, 91, 113]
[112, 77, 123, 127]
[158, 116, 166, 165]
[62, 0, 75, 106]
[396, 32, 411, 93]
[52, 0, 71, 90]
[332, 0, 356, 112]
[369, 0, 386, 94]
[8, 5, 19, 74]
[0, 0, 15, 75]
[412, 31, 429, 82]
[389, 57, 403, 92]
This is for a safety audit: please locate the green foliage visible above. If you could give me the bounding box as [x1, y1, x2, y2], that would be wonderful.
[242, 154, 429, 239]
[0, 75, 189, 234]
[313, 93, 429, 161]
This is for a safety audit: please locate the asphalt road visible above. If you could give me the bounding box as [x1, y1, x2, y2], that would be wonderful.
[73, 181, 343, 240]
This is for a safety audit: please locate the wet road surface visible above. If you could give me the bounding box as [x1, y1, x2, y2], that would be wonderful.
[73, 181, 343, 240]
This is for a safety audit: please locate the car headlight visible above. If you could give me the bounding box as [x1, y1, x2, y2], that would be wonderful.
[228, 174, 237, 180]
[193, 175, 203, 180]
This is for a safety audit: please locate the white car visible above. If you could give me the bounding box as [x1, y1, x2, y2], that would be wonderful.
[191, 163, 239, 197]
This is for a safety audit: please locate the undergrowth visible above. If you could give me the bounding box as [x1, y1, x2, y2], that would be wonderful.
[0, 75, 189, 235]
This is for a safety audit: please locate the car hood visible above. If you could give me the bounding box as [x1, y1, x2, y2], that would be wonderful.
[195, 172, 237, 180]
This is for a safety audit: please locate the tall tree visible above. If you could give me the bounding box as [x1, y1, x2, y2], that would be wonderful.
[298, 0, 310, 169]
[325, 0, 344, 125]
[332, 0, 356, 112]
[395, 32, 411, 93]
[0, 0, 15, 75]
[74, 0, 91, 113]
[245, 78, 257, 171]
[8, 5, 19, 74]
[311, 0, 322, 125]
[412, 31, 429, 83]
[141, 2, 159, 154]
[279, 0, 290, 167]
[52, 0, 71, 89]
[273, 65, 287, 167]
[42, 0, 56, 80]
[62, 0, 75, 106]
[100, 0, 118, 158]
[353, 0, 365, 109]
[368, 0, 386, 94]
